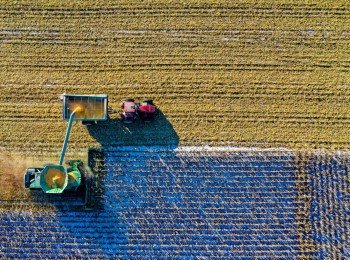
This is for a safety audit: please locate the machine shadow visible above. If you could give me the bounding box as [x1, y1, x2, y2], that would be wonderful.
[86, 110, 179, 148]
[41, 110, 178, 211]
[55, 109, 179, 256]
[84, 109, 179, 212]
[22, 104, 181, 258]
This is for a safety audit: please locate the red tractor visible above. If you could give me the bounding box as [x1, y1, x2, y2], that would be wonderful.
[120, 98, 157, 123]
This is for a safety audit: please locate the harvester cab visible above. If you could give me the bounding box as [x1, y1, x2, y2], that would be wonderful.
[24, 162, 82, 194]
[120, 98, 157, 123]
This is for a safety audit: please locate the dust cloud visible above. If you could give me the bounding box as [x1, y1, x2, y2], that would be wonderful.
[0, 150, 39, 197]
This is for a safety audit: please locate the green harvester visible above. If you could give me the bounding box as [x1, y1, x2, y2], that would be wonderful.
[24, 94, 108, 209]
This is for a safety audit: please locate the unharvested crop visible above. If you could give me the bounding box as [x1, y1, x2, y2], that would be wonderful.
[1, 1, 350, 157]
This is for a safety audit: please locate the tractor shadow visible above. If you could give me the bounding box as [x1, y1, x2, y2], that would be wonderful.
[84, 108, 179, 211]
[86, 110, 179, 148]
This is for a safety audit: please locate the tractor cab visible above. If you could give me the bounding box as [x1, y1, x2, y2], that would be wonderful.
[121, 98, 137, 123]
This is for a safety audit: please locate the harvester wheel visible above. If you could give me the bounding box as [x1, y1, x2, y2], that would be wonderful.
[143, 99, 153, 105]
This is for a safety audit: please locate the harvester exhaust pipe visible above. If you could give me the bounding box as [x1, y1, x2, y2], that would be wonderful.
[59, 106, 83, 165]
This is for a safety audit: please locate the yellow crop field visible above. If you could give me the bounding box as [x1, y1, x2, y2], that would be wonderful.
[2, 1, 350, 257]
[1, 0, 350, 157]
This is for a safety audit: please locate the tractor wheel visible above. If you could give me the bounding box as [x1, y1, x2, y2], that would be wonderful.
[143, 99, 153, 105]
[122, 98, 134, 102]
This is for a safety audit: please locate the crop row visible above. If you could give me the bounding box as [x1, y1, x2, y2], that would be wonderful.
[1, 91, 350, 152]
[2, 85, 350, 105]
[300, 152, 350, 259]
[2, 3, 350, 31]
[1, 92, 349, 151]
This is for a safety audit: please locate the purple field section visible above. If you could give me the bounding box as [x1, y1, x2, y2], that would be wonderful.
[0, 147, 349, 258]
